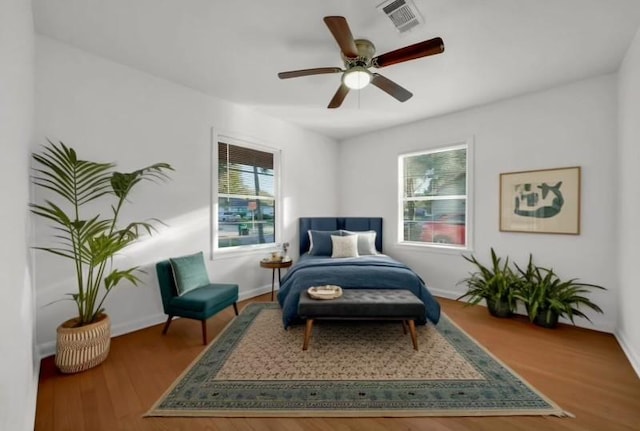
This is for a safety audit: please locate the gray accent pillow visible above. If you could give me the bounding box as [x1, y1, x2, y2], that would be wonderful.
[341, 230, 378, 255]
[308, 230, 342, 256]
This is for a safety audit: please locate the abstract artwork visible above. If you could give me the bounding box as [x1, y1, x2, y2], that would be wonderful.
[500, 167, 581, 234]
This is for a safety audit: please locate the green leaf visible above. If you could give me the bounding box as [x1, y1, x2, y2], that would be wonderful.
[30, 139, 173, 322]
[457, 248, 518, 310]
[104, 267, 142, 291]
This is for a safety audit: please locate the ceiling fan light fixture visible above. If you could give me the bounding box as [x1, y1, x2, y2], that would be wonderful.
[342, 66, 372, 90]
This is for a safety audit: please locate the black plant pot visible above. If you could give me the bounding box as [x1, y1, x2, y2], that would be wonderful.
[533, 310, 559, 329]
[486, 298, 513, 318]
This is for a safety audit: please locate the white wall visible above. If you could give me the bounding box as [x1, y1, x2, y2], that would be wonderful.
[0, 1, 37, 430]
[618, 28, 640, 375]
[34, 36, 339, 354]
[339, 75, 618, 332]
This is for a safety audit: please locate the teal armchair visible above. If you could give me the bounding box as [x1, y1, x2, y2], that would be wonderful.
[155, 259, 239, 344]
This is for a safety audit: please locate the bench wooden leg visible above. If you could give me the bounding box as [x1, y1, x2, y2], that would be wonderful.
[408, 320, 418, 350]
[303, 319, 314, 351]
[401, 320, 408, 335]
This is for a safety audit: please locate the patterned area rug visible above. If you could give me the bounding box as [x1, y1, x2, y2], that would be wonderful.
[147, 303, 569, 417]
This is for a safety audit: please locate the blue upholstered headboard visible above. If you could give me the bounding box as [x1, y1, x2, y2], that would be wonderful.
[299, 217, 383, 255]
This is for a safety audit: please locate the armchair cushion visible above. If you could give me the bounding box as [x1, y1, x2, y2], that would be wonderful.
[169, 251, 210, 296]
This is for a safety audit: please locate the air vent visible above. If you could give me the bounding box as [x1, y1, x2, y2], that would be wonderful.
[377, 0, 423, 33]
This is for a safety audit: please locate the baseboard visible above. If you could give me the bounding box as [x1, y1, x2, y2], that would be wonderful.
[239, 284, 273, 301]
[429, 286, 460, 301]
[615, 328, 640, 379]
[38, 312, 168, 359]
[111, 312, 168, 338]
[38, 340, 56, 359]
[38, 285, 275, 359]
[430, 287, 615, 333]
[37, 283, 638, 379]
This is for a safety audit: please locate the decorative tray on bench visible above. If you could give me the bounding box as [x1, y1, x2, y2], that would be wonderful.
[307, 285, 343, 300]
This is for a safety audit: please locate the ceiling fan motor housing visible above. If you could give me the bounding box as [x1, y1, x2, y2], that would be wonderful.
[342, 39, 376, 68]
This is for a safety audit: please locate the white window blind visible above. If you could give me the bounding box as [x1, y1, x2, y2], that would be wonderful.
[217, 142, 277, 249]
[399, 144, 469, 248]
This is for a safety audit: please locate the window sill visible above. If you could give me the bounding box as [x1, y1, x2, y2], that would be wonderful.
[211, 243, 276, 261]
[394, 241, 473, 255]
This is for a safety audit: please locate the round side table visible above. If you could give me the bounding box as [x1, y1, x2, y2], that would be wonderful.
[260, 259, 293, 301]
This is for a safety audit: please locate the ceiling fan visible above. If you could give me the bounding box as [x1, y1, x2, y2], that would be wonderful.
[277, 16, 445, 109]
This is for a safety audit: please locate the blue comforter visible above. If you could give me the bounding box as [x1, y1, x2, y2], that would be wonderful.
[276, 254, 441, 328]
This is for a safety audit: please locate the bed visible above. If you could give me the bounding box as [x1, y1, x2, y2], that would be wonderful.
[276, 217, 441, 328]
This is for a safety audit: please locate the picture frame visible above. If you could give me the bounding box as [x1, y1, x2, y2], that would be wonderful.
[499, 166, 581, 235]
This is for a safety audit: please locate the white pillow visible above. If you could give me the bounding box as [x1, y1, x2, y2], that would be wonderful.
[331, 234, 359, 258]
[341, 230, 378, 255]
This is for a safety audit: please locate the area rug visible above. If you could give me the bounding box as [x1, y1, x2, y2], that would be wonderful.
[146, 302, 569, 417]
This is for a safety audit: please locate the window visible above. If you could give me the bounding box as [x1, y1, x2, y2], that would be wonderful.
[216, 138, 279, 250]
[399, 142, 470, 248]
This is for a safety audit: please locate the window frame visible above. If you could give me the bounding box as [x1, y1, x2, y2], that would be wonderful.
[211, 129, 281, 257]
[397, 138, 474, 251]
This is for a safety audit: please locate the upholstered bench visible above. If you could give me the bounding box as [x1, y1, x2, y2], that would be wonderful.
[297, 289, 425, 351]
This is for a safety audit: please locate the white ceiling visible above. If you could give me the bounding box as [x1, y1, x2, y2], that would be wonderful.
[32, 0, 640, 140]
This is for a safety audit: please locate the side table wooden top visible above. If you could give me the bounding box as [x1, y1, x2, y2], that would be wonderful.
[259, 259, 293, 269]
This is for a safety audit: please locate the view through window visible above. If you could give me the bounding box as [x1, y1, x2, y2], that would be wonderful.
[400, 144, 469, 247]
[217, 141, 277, 249]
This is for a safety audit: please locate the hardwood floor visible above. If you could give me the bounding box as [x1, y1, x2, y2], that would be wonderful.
[36, 295, 640, 431]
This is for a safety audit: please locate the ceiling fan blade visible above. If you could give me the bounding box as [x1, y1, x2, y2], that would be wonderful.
[323, 16, 358, 58]
[278, 67, 343, 79]
[373, 37, 444, 68]
[328, 84, 350, 109]
[370, 73, 413, 102]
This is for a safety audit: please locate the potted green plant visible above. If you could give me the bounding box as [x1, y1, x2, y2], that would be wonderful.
[457, 248, 518, 318]
[514, 256, 606, 328]
[31, 140, 173, 373]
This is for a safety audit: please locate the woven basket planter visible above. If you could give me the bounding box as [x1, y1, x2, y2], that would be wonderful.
[55, 313, 111, 374]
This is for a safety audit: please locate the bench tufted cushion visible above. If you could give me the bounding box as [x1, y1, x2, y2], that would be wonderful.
[298, 289, 425, 320]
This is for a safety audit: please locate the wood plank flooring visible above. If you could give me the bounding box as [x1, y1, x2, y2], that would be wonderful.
[35, 295, 640, 431]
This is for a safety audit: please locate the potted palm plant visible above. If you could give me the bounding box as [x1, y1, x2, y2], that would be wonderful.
[31, 140, 172, 373]
[457, 248, 518, 318]
[514, 256, 606, 328]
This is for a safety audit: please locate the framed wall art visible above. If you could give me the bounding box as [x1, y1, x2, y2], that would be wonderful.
[499, 166, 581, 235]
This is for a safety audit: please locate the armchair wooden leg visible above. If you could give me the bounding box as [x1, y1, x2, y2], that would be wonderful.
[233, 302, 239, 316]
[162, 315, 173, 335]
[201, 320, 208, 345]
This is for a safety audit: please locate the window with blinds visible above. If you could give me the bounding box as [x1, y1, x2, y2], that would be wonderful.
[399, 144, 469, 247]
[217, 141, 277, 249]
